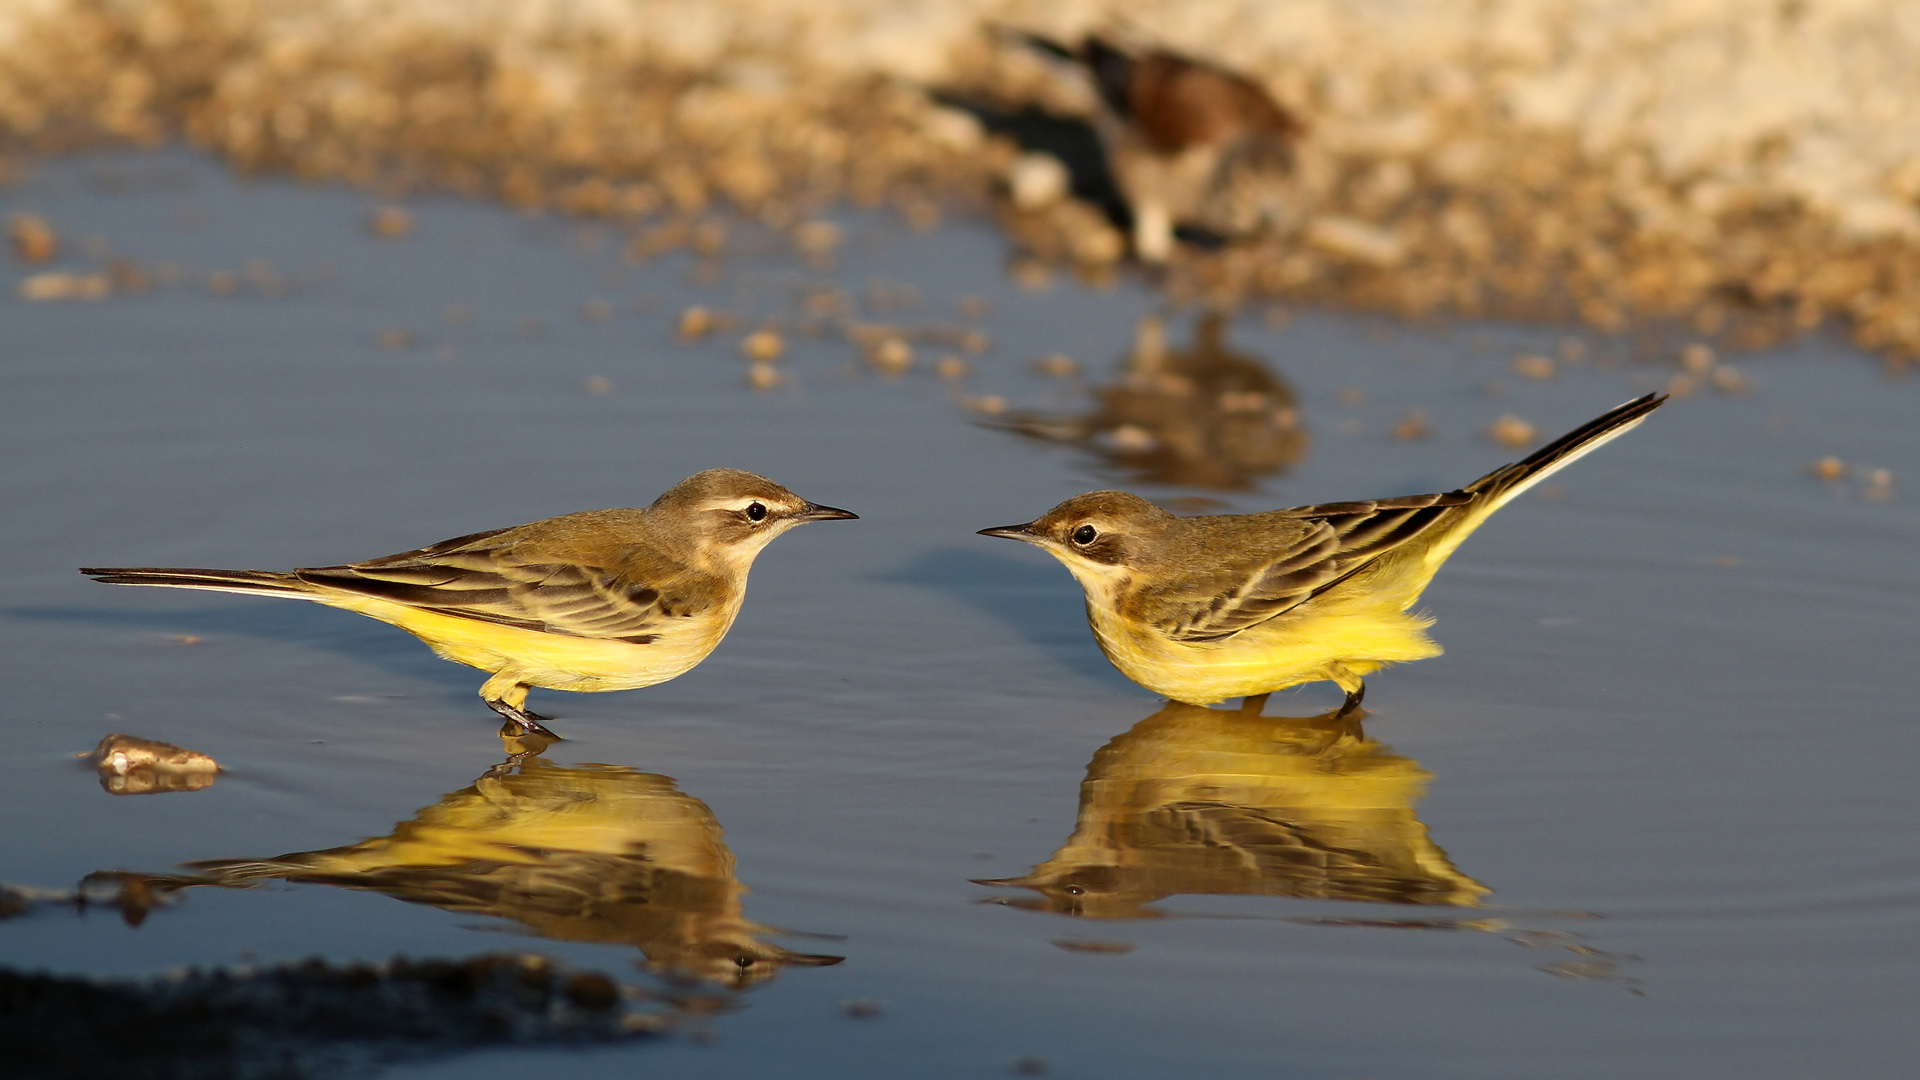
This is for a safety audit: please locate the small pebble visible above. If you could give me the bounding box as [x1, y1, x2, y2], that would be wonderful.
[794, 220, 841, 256]
[934, 354, 969, 379]
[9, 212, 57, 262]
[109, 259, 151, 293]
[963, 394, 1007, 415]
[1011, 1056, 1049, 1075]
[1811, 456, 1846, 481]
[741, 329, 785, 362]
[1512, 354, 1556, 380]
[1392, 408, 1433, 440]
[88, 734, 220, 796]
[1099, 424, 1158, 452]
[376, 328, 417, 350]
[18, 272, 109, 301]
[1009, 258, 1052, 290]
[903, 199, 942, 231]
[1006, 151, 1069, 211]
[1032, 354, 1078, 378]
[1680, 342, 1716, 374]
[580, 298, 613, 323]
[746, 361, 784, 390]
[678, 306, 715, 341]
[1710, 365, 1750, 393]
[869, 336, 912, 374]
[692, 221, 727, 256]
[367, 205, 412, 238]
[1487, 414, 1537, 448]
[583, 376, 614, 396]
[841, 998, 883, 1018]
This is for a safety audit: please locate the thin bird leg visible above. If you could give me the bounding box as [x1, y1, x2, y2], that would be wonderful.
[480, 671, 560, 738]
[1337, 682, 1367, 719]
[1239, 693, 1271, 715]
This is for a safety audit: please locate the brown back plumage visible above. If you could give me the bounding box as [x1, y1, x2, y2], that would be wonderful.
[1083, 36, 1304, 153]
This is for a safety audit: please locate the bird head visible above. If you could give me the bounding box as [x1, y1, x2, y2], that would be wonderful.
[978, 490, 1173, 593]
[651, 469, 856, 572]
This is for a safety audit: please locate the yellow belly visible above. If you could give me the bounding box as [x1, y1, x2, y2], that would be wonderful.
[1086, 596, 1444, 705]
[321, 594, 736, 693]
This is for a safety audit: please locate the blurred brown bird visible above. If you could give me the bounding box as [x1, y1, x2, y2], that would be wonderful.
[1010, 31, 1305, 262]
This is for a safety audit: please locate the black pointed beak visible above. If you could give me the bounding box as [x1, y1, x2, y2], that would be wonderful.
[977, 522, 1038, 541]
[798, 502, 858, 522]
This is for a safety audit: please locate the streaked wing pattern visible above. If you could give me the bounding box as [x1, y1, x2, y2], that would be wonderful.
[297, 547, 689, 644]
[1161, 491, 1474, 641]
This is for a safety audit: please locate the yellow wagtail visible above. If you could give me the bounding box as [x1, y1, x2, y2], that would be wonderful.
[980, 394, 1665, 711]
[82, 469, 856, 736]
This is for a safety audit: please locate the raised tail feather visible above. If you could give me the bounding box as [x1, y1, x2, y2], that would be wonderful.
[79, 566, 308, 597]
[1414, 392, 1666, 573]
[1468, 392, 1667, 509]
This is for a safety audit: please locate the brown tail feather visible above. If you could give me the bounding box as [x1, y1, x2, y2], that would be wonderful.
[1407, 393, 1666, 574]
[1468, 392, 1667, 504]
[80, 567, 305, 595]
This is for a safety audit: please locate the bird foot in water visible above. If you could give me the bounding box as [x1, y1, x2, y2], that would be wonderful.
[486, 700, 562, 740]
[1337, 683, 1367, 718]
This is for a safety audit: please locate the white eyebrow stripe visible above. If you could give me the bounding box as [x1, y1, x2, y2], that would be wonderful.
[705, 496, 780, 512]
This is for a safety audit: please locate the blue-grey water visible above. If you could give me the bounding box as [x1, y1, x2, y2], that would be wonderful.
[4, 150, 1918, 1078]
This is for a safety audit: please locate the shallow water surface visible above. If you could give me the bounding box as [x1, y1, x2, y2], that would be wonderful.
[4, 152, 1918, 1078]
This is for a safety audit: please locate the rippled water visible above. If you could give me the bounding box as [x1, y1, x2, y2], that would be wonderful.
[4, 151, 1918, 1079]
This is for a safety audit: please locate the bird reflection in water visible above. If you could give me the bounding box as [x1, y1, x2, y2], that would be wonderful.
[977, 700, 1487, 918]
[171, 732, 843, 991]
[997, 312, 1306, 490]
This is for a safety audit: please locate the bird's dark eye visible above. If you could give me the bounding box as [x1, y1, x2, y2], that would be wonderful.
[1072, 524, 1098, 546]
[736, 956, 755, 968]
[1064, 885, 1085, 896]
[746, 502, 767, 522]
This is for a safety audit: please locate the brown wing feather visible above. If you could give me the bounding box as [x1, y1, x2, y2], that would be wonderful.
[1159, 491, 1474, 641]
[297, 539, 711, 645]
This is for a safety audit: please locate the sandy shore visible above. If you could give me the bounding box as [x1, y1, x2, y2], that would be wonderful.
[3, 0, 1918, 359]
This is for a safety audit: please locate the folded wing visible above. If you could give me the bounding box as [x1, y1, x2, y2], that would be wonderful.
[297, 536, 705, 645]
[1155, 491, 1473, 641]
